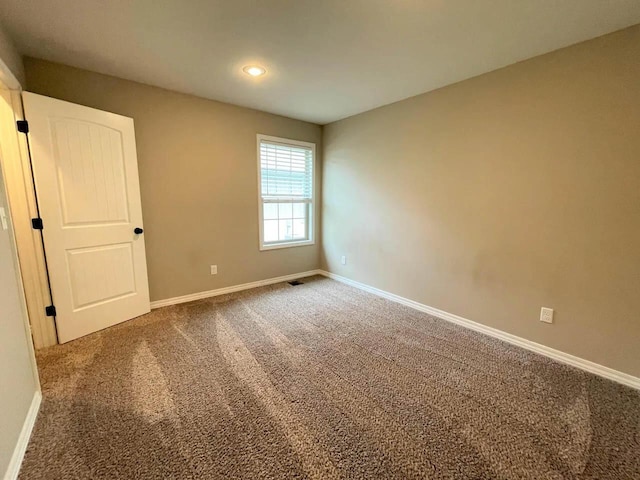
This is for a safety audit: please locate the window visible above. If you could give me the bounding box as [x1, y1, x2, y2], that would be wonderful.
[257, 134, 315, 250]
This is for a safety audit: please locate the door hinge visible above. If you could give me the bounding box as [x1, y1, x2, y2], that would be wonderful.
[31, 217, 43, 230]
[16, 120, 29, 134]
[45, 305, 57, 317]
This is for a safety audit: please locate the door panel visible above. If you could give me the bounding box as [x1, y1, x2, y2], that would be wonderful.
[52, 119, 130, 226]
[23, 92, 150, 343]
[67, 243, 136, 310]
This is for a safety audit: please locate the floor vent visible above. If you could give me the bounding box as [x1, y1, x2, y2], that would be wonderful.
[288, 280, 304, 286]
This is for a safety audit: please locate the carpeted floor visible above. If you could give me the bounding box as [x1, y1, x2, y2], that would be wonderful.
[20, 276, 640, 479]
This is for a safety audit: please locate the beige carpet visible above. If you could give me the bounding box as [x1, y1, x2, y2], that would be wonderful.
[20, 276, 640, 479]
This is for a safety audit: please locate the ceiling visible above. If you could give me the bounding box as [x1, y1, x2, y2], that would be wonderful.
[1, 1, 639, 124]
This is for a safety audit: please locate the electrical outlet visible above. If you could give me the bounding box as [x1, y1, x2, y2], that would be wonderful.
[540, 307, 554, 324]
[341, 255, 346, 265]
[210, 265, 218, 275]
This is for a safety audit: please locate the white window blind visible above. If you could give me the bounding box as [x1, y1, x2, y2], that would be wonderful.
[258, 135, 315, 249]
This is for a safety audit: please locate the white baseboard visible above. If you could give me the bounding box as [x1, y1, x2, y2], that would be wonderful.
[150, 270, 322, 309]
[318, 270, 640, 391]
[4, 390, 41, 480]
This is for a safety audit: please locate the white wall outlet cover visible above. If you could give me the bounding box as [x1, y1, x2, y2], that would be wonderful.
[540, 307, 554, 324]
[341, 255, 346, 265]
[210, 265, 218, 275]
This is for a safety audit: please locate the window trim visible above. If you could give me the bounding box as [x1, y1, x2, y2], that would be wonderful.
[257, 134, 316, 251]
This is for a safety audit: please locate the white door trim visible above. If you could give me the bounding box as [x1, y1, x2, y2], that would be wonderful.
[0, 88, 57, 348]
[0, 71, 42, 480]
[0, 56, 21, 90]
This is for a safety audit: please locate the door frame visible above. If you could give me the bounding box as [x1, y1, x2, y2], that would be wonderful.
[0, 59, 57, 348]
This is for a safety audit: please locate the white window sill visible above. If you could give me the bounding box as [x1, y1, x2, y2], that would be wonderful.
[260, 239, 315, 251]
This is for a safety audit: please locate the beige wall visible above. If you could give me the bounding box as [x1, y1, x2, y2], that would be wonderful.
[322, 25, 640, 377]
[25, 58, 322, 302]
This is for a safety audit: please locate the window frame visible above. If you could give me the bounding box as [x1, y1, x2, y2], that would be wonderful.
[257, 134, 316, 251]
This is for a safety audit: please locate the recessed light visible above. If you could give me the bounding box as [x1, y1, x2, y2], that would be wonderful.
[243, 65, 266, 77]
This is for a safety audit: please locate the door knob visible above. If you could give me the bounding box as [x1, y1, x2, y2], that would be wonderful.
[134, 227, 144, 234]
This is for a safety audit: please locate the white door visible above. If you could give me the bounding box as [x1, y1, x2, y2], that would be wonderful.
[23, 92, 150, 343]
